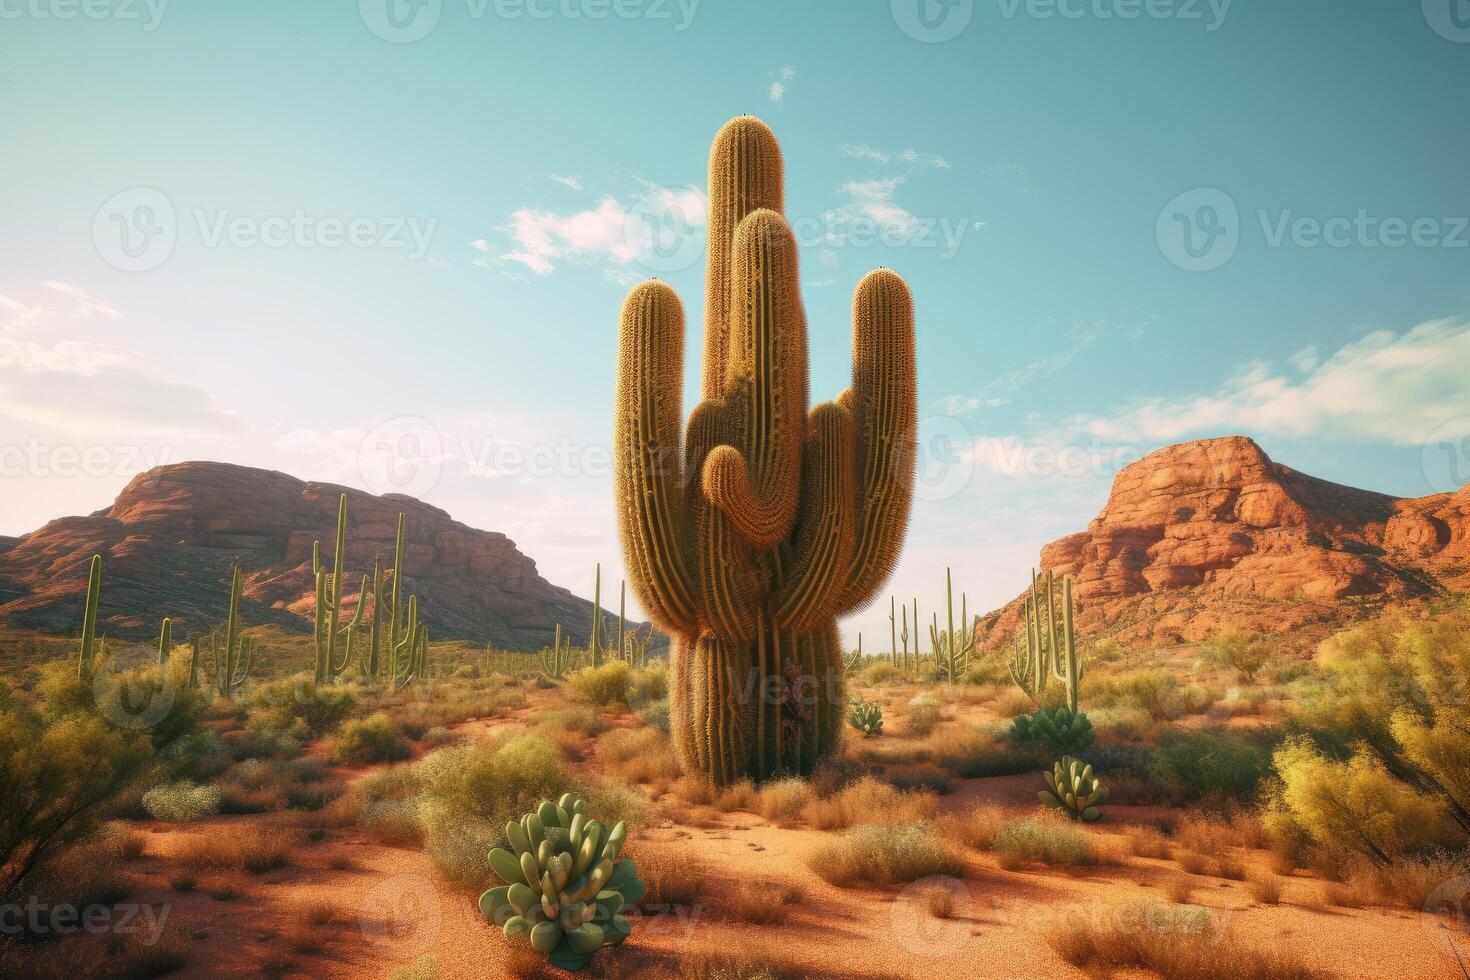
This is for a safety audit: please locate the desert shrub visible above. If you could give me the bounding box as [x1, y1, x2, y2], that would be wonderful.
[993, 688, 1036, 718]
[249, 674, 357, 735]
[846, 697, 883, 736]
[1268, 737, 1444, 864]
[583, 779, 650, 829]
[567, 660, 633, 705]
[1214, 630, 1272, 681]
[536, 706, 610, 739]
[1246, 870, 1282, 904]
[1124, 826, 1172, 860]
[802, 777, 937, 831]
[905, 693, 942, 735]
[142, 780, 221, 823]
[0, 671, 170, 902]
[1010, 706, 1094, 757]
[334, 712, 410, 763]
[855, 661, 905, 687]
[886, 764, 952, 795]
[176, 821, 294, 875]
[992, 812, 1096, 868]
[1144, 729, 1275, 805]
[627, 662, 669, 704]
[940, 804, 1007, 851]
[420, 726, 458, 748]
[808, 822, 962, 886]
[932, 724, 1039, 777]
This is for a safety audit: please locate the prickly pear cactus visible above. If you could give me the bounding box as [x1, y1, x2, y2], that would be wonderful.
[479, 793, 644, 971]
[1040, 755, 1109, 823]
[847, 697, 883, 736]
[1010, 705, 1095, 757]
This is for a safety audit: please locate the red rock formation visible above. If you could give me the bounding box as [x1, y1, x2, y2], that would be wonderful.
[0, 461, 633, 649]
[975, 437, 1470, 650]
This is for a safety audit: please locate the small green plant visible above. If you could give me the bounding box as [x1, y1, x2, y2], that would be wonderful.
[143, 780, 222, 823]
[1041, 755, 1109, 823]
[1010, 705, 1094, 757]
[847, 698, 883, 736]
[479, 792, 643, 972]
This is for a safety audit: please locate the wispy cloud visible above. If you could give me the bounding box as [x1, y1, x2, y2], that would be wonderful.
[549, 174, 583, 191]
[767, 65, 796, 107]
[1, 281, 120, 333]
[1071, 318, 1470, 447]
[839, 144, 951, 171]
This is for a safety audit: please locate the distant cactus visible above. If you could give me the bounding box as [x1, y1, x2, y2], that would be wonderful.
[1009, 569, 1083, 712]
[928, 568, 975, 685]
[479, 793, 643, 972]
[313, 494, 366, 686]
[1041, 755, 1108, 822]
[77, 554, 103, 681]
[614, 117, 917, 784]
[205, 561, 254, 699]
[156, 617, 172, 668]
[589, 564, 604, 669]
[542, 624, 569, 680]
[847, 697, 883, 736]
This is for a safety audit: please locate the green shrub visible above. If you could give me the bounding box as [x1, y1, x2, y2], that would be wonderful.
[1010, 706, 1095, 757]
[142, 780, 222, 823]
[567, 661, 634, 706]
[1144, 730, 1275, 805]
[334, 712, 410, 763]
[905, 693, 942, 736]
[992, 813, 1096, 867]
[249, 674, 357, 735]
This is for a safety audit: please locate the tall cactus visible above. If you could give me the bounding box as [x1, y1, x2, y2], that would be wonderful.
[313, 494, 367, 685]
[1009, 568, 1083, 712]
[928, 568, 975, 685]
[77, 554, 103, 681]
[542, 624, 568, 680]
[157, 617, 172, 668]
[589, 564, 603, 669]
[207, 561, 254, 699]
[614, 116, 917, 784]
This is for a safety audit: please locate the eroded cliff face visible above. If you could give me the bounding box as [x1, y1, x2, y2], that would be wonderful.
[0, 461, 621, 648]
[976, 437, 1470, 650]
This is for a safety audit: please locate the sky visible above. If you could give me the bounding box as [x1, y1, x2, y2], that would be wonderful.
[1, 0, 1468, 649]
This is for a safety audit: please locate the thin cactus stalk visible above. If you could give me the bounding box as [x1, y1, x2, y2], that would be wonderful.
[912, 597, 920, 667]
[614, 117, 917, 784]
[889, 596, 898, 667]
[1009, 569, 1082, 711]
[313, 494, 366, 685]
[542, 624, 568, 680]
[391, 594, 427, 690]
[157, 617, 172, 668]
[899, 602, 909, 668]
[616, 581, 626, 665]
[188, 635, 201, 689]
[929, 568, 975, 684]
[77, 554, 102, 681]
[589, 564, 603, 668]
[209, 561, 254, 698]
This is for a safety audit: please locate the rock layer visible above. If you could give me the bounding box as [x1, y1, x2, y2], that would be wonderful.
[0, 461, 629, 649]
[976, 437, 1470, 650]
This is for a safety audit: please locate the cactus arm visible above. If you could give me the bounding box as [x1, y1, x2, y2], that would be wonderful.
[835, 270, 917, 612]
[772, 403, 855, 632]
[702, 115, 785, 401]
[157, 618, 172, 667]
[614, 281, 700, 637]
[700, 209, 808, 549]
[589, 564, 602, 668]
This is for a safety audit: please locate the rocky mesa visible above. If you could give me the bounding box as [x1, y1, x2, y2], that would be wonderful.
[975, 436, 1470, 651]
[0, 461, 631, 650]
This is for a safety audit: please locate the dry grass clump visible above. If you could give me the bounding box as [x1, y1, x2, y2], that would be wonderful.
[598, 725, 680, 784]
[714, 879, 801, 924]
[176, 821, 295, 876]
[992, 812, 1097, 869]
[801, 777, 937, 831]
[1177, 850, 1212, 876]
[939, 804, 1007, 851]
[1246, 870, 1282, 905]
[1124, 826, 1173, 860]
[1047, 905, 1331, 980]
[808, 822, 963, 887]
[630, 846, 704, 908]
[714, 779, 759, 812]
[1165, 874, 1196, 904]
[753, 777, 812, 824]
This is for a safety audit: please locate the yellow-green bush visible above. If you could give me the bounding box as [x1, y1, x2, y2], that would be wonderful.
[333, 712, 410, 763]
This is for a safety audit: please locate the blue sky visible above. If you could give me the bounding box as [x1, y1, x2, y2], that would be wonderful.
[2, 0, 1468, 646]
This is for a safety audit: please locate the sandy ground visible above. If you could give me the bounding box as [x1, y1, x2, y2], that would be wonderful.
[35, 689, 1461, 979]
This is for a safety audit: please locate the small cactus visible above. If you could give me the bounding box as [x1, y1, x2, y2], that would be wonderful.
[479, 793, 643, 972]
[1040, 755, 1108, 823]
[1010, 705, 1095, 757]
[541, 624, 569, 680]
[847, 697, 883, 736]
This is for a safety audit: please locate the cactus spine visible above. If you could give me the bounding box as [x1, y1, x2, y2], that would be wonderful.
[208, 561, 254, 698]
[77, 554, 102, 681]
[928, 568, 975, 684]
[614, 117, 917, 784]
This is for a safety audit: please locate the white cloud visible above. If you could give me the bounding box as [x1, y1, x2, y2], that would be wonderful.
[824, 176, 923, 242]
[839, 144, 951, 171]
[1, 281, 119, 333]
[1072, 318, 1470, 447]
[480, 186, 706, 278]
[769, 82, 786, 105]
[549, 174, 584, 191]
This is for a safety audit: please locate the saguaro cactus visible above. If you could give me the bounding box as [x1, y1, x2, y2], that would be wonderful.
[589, 564, 603, 669]
[614, 116, 917, 784]
[313, 494, 366, 685]
[1009, 568, 1083, 712]
[77, 554, 103, 681]
[208, 561, 254, 699]
[157, 618, 172, 668]
[929, 568, 975, 685]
